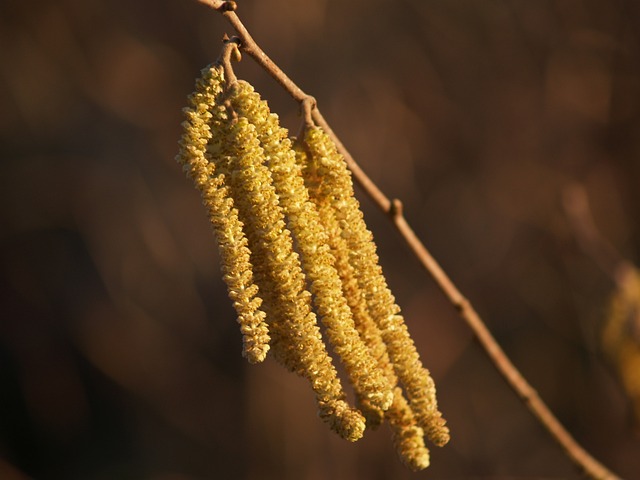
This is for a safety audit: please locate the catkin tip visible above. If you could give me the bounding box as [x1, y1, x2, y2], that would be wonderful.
[320, 401, 366, 442]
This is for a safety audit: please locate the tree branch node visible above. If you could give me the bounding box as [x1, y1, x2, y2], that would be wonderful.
[453, 296, 469, 314]
[390, 198, 403, 218]
[217, 1, 237, 12]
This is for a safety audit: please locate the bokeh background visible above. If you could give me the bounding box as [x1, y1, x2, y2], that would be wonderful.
[1, 0, 639, 478]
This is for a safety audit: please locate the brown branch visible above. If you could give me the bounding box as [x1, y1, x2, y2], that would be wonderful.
[194, 1, 622, 478]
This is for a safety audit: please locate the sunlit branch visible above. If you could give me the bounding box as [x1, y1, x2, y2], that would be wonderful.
[194, 1, 621, 478]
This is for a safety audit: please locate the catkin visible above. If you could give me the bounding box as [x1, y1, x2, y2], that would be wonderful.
[229, 80, 394, 416]
[206, 77, 365, 441]
[177, 60, 450, 467]
[602, 268, 640, 425]
[295, 134, 433, 467]
[176, 65, 270, 364]
[294, 139, 388, 426]
[299, 125, 450, 447]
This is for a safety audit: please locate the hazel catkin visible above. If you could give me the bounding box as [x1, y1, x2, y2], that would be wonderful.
[299, 125, 450, 447]
[176, 65, 270, 364]
[602, 268, 640, 425]
[205, 76, 366, 441]
[176, 60, 449, 467]
[228, 80, 394, 416]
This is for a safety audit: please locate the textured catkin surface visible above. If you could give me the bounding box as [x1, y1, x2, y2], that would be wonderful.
[1, 0, 640, 479]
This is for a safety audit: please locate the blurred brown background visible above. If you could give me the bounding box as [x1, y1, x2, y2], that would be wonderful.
[1, 0, 639, 478]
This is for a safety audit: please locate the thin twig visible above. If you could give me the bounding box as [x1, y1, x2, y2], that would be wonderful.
[216, 36, 241, 86]
[194, 1, 622, 478]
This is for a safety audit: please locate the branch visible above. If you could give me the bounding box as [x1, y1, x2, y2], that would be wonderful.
[195, 2, 622, 478]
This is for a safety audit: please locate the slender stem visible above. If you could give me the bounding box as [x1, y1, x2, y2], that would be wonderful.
[217, 37, 240, 86]
[194, 1, 622, 478]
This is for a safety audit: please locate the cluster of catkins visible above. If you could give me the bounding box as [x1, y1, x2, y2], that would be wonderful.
[176, 63, 449, 470]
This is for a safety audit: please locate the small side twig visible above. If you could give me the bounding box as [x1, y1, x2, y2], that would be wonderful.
[300, 96, 317, 129]
[194, 1, 622, 478]
[216, 35, 241, 86]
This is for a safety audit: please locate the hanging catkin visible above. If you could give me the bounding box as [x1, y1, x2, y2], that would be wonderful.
[176, 66, 270, 364]
[298, 125, 450, 448]
[602, 268, 640, 426]
[228, 80, 394, 417]
[176, 59, 449, 468]
[181, 65, 366, 441]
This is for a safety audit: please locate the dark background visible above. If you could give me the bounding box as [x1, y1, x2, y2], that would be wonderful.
[1, 0, 639, 478]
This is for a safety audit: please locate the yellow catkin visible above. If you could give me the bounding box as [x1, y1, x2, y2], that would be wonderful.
[296, 140, 432, 469]
[602, 269, 640, 424]
[295, 140, 387, 425]
[176, 65, 270, 364]
[300, 125, 450, 447]
[228, 81, 393, 415]
[207, 81, 365, 441]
